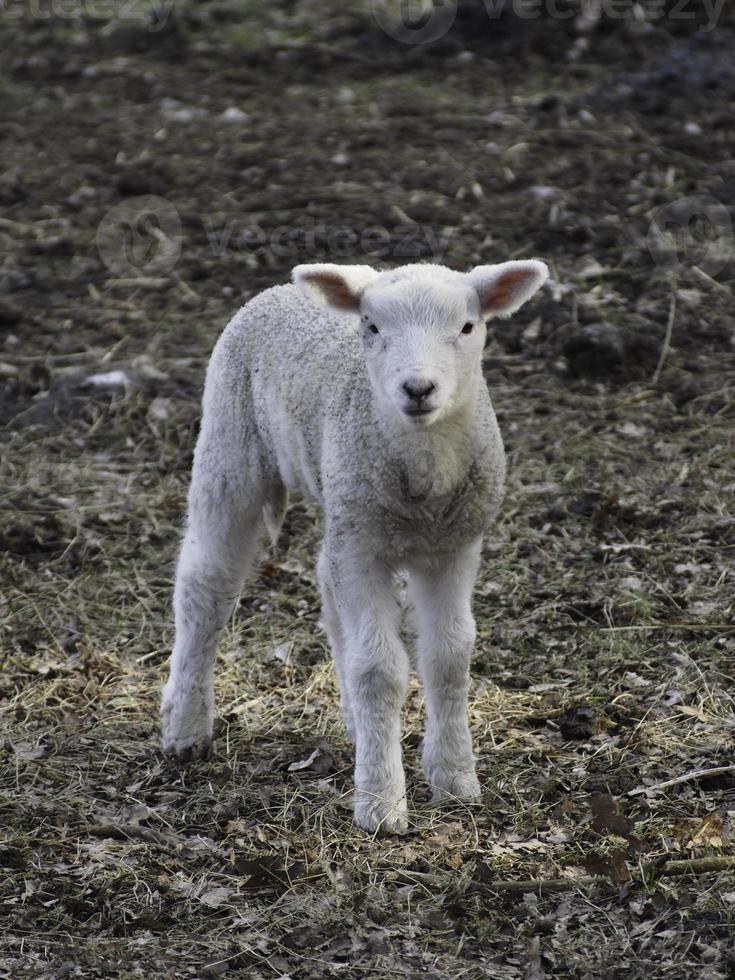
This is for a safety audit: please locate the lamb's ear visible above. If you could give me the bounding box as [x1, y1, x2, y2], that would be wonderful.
[468, 260, 548, 317]
[292, 263, 380, 312]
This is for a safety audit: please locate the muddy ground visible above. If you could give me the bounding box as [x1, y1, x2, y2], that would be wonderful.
[1, 2, 735, 977]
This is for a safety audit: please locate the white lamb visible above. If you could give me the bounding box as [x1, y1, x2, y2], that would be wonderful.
[161, 259, 548, 833]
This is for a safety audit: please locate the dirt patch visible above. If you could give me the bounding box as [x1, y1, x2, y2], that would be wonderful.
[1, 3, 734, 977]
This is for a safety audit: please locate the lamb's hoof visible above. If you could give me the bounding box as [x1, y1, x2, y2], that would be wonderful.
[427, 768, 481, 803]
[354, 793, 409, 835]
[160, 690, 213, 763]
[162, 734, 212, 763]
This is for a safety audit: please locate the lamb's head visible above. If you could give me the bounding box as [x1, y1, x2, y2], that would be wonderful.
[293, 261, 548, 427]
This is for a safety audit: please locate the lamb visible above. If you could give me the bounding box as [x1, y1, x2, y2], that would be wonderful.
[160, 259, 548, 833]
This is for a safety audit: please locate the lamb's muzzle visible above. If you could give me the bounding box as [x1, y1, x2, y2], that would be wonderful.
[161, 259, 549, 834]
[401, 375, 437, 416]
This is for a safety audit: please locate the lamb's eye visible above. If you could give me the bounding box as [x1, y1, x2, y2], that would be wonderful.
[367, 323, 379, 335]
[461, 322, 474, 335]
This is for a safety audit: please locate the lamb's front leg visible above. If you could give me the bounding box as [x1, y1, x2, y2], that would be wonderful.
[409, 538, 483, 802]
[331, 553, 409, 834]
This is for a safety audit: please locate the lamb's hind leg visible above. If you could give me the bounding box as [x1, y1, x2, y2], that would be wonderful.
[161, 446, 269, 761]
[409, 538, 483, 801]
[317, 547, 355, 743]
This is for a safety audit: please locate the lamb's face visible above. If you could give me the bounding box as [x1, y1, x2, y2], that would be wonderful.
[292, 260, 549, 428]
[359, 277, 484, 427]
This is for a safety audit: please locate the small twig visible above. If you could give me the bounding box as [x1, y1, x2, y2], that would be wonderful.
[390, 869, 444, 887]
[387, 855, 735, 897]
[619, 388, 657, 405]
[271, 40, 373, 66]
[2, 351, 96, 364]
[476, 877, 597, 894]
[475, 857, 735, 894]
[0, 216, 34, 235]
[644, 857, 735, 878]
[628, 765, 735, 797]
[691, 265, 734, 297]
[599, 624, 735, 633]
[651, 287, 677, 386]
[104, 277, 172, 291]
[652, 857, 735, 878]
[84, 823, 184, 853]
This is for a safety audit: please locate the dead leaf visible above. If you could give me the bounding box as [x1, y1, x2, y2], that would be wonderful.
[234, 853, 306, 893]
[557, 705, 598, 741]
[270, 642, 294, 664]
[590, 793, 634, 838]
[287, 747, 320, 772]
[425, 822, 465, 847]
[676, 705, 711, 722]
[583, 847, 631, 884]
[11, 741, 48, 760]
[286, 742, 336, 776]
[199, 885, 236, 908]
[117, 803, 154, 826]
[690, 812, 727, 849]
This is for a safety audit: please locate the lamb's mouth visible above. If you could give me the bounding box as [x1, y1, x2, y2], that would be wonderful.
[402, 405, 440, 426]
[403, 406, 436, 418]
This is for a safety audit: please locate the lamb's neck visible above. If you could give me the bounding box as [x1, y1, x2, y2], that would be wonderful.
[377, 402, 480, 501]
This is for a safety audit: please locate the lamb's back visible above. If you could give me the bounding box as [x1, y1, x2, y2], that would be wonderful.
[208, 283, 362, 498]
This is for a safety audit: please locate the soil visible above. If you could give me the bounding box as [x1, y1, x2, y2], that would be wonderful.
[1, 2, 734, 978]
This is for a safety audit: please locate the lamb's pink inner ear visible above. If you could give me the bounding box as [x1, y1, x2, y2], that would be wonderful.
[302, 272, 360, 311]
[479, 268, 537, 314]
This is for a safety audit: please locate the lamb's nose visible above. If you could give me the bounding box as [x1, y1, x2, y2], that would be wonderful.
[402, 379, 436, 401]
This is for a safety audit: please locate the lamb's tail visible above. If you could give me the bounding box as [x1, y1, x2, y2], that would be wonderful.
[262, 483, 288, 547]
